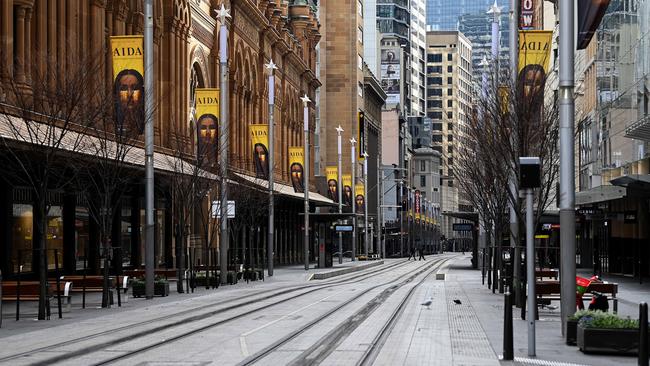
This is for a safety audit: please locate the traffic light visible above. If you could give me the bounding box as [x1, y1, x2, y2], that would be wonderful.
[577, 0, 610, 50]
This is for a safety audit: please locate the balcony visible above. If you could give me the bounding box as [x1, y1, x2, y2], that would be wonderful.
[624, 114, 650, 141]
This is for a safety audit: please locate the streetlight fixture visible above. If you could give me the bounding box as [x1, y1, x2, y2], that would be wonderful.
[265, 59, 277, 277]
[336, 125, 344, 264]
[144, 0, 155, 299]
[301, 94, 311, 271]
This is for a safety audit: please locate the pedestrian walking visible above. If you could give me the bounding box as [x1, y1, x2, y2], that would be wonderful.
[408, 246, 416, 260]
[418, 244, 425, 261]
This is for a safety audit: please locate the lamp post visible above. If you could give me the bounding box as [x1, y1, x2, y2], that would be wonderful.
[144, 0, 155, 299]
[336, 125, 344, 264]
[350, 137, 357, 261]
[509, 0, 521, 309]
[216, 4, 231, 285]
[363, 152, 369, 256]
[559, 0, 576, 336]
[399, 180, 404, 257]
[265, 59, 277, 277]
[301, 94, 311, 271]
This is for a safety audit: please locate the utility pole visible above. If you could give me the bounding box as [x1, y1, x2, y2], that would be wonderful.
[301, 94, 311, 271]
[266, 59, 277, 277]
[509, 0, 521, 308]
[351, 137, 357, 261]
[336, 125, 344, 264]
[363, 152, 369, 256]
[559, 0, 576, 335]
[143, 0, 154, 299]
[378, 169, 384, 258]
[399, 180, 404, 256]
[217, 5, 231, 285]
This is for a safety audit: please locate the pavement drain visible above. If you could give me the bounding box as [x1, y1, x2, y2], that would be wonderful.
[446, 282, 497, 360]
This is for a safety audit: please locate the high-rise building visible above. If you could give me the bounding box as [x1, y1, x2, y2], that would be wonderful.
[410, 0, 428, 116]
[425, 0, 508, 31]
[425, 30, 473, 239]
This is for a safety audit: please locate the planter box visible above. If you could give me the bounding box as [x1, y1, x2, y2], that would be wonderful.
[577, 325, 646, 355]
[132, 282, 170, 297]
[566, 319, 578, 345]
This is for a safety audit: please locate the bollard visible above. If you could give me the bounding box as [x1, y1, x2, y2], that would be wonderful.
[503, 292, 514, 360]
[640, 302, 648, 366]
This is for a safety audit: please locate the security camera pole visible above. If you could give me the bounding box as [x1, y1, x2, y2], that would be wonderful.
[265, 59, 278, 277]
[216, 4, 231, 285]
[350, 137, 357, 261]
[144, 0, 155, 299]
[301, 94, 311, 270]
[336, 125, 344, 264]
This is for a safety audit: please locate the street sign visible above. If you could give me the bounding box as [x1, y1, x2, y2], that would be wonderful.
[211, 200, 236, 218]
[453, 223, 474, 232]
[335, 225, 354, 232]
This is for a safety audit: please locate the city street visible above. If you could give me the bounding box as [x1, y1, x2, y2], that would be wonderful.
[2, 255, 648, 365]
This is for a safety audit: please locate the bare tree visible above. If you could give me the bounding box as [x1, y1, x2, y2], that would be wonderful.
[457, 66, 559, 294]
[0, 55, 104, 319]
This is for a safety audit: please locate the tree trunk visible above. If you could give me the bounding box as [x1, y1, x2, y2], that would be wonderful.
[175, 223, 185, 293]
[34, 194, 48, 320]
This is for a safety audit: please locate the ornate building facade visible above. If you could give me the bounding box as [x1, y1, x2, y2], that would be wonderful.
[0, 0, 321, 277]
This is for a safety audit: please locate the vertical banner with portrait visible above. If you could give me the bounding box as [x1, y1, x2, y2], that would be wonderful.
[326, 166, 339, 203]
[518, 31, 552, 100]
[380, 49, 401, 105]
[288, 147, 305, 193]
[195, 89, 220, 166]
[358, 111, 366, 160]
[415, 190, 421, 221]
[355, 184, 365, 214]
[342, 174, 352, 206]
[408, 189, 413, 218]
[111, 35, 144, 136]
[250, 124, 270, 179]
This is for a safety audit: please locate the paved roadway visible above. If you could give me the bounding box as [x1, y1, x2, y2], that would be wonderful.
[1, 254, 505, 366]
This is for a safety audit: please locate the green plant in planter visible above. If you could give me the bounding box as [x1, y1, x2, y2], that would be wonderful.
[131, 276, 170, 297]
[579, 313, 639, 329]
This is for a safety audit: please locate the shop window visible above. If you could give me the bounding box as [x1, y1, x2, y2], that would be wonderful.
[75, 206, 90, 270]
[121, 199, 133, 266]
[12, 203, 33, 273]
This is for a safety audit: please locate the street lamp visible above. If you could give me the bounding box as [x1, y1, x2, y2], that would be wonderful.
[265, 59, 277, 277]
[301, 94, 311, 271]
[336, 125, 344, 264]
[144, 0, 155, 299]
[216, 4, 231, 285]
[350, 137, 357, 261]
[363, 152, 369, 256]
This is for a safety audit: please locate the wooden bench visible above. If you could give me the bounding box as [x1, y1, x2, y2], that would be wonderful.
[535, 280, 618, 313]
[124, 269, 178, 280]
[535, 269, 558, 279]
[1, 280, 72, 319]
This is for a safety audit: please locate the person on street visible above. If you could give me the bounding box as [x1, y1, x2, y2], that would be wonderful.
[408, 246, 416, 260]
[418, 244, 425, 261]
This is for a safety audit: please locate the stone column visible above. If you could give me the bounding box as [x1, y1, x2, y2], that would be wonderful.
[15, 6, 27, 84]
[24, 7, 32, 86]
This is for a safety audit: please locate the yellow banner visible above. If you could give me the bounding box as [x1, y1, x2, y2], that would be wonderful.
[195, 89, 220, 166]
[250, 124, 269, 179]
[355, 184, 365, 214]
[326, 166, 338, 203]
[111, 35, 144, 135]
[518, 31, 552, 98]
[288, 147, 304, 193]
[342, 174, 352, 206]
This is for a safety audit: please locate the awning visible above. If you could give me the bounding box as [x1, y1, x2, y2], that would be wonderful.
[610, 174, 650, 189]
[0, 113, 217, 179]
[234, 172, 335, 205]
[575, 185, 627, 205]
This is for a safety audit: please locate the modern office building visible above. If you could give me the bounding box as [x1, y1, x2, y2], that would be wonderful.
[425, 0, 508, 31]
[409, 0, 428, 116]
[425, 30, 473, 240]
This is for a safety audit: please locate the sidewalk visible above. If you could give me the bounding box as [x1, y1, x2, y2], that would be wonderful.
[0, 259, 386, 336]
[450, 256, 639, 366]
